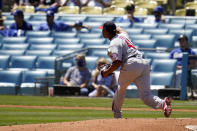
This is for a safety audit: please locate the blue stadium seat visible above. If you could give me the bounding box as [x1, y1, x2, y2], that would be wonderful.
[36, 56, 56, 69]
[115, 22, 132, 28]
[86, 16, 114, 22]
[158, 23, 185, 29]
[164, 18, 170, 23]
[24, 15, 31, 21]
[133, 23, 158, 29]
[4, 20, 15, 28]
[152, 34, 176, 48]
[91, 50, 108, 57]
[191, 36, 197, 47]
[185, 24, 197, 35]
[30, 15, 58, 21]
[62, 57, 75, 67]
[52, 32, 77, 38]
[28, 21, 45, 30]
[2, 37, 27, 44]
[151, 59, 177, 73]
[9, 56, 37, 70]
[150, 72, 174, 87]
[87, 45, 108, 56]
[29, 44, 57, 50]
[28, 37, 54, 45]
[125, 28, 143, 35]
[168, 29, 193, 43]
[133, 39, 157, 48]
[55, 38, 80, 45]
[0, 50, 25, 55]
[130, 34, 152, 41]
[90, 27, 102, 33]
[143, 52, 170, 60]
[20, 70, 48, 95]
[77, 33, 102, 39]
[114, 16, 141, 23]
[4, 15, 14, 20]
[58, 16, 86, 22]
[143, 28, 168, 35]
[26, 31, 51, 38]
[56, 44, 84, 50]
[36, 56, 56, 75]
[52, 50, 75, 56]
[25, 50, 52, 56]
[192, 48, 197, 54]
[170, 19, 196, 24]
[81, 39, 106, 47]
[30, 15, 46, 21]
[7, 15, 29, 21]
[1, 44, 29, 50]
[85, 56, 99, 71]
[0, 70, 22, 95]
[0, 55, 10, 70]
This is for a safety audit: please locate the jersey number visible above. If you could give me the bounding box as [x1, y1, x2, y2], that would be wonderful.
[119, 36, 136, 49]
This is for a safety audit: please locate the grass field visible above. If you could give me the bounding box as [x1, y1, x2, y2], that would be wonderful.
[0, 95, 197, 126]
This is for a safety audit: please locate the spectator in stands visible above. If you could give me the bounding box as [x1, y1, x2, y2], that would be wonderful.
[89, 58, 115, 97]
[144, 6, 165, 24]
[28, 0, 40, 7]
[36, 10, 90, 32]
[0, 14, 17, 37]
[9, 10, 33, 36]
[63, 0, 89, 7]
[63, 0, 111, 8]
[86, 0, 111, 8]
[169, 35, 196, 89]
[63, 54, 91, 96]
[116, 4, 141, 24]
[14, 0, 38, 6]
[167, 0, 176, 15]
[13, 0, 37, 11]
[33, 0, 61, 13]
[14, 0, 25, 7]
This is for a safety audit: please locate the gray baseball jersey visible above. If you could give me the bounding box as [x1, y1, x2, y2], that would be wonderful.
[108, 33, 164, 118]
[108, 33, 142, 65]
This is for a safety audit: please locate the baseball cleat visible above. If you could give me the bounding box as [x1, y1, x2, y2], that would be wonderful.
[163, 96, 172, 117]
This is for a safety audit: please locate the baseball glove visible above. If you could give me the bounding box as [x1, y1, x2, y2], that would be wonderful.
[99, 64, 112, 77]
[100, 64, 110, 71]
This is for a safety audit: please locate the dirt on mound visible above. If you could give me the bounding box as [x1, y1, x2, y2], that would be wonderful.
[1, 118, 197, 131]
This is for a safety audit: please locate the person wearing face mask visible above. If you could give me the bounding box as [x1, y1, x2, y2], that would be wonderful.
[63, 54, 91, 96]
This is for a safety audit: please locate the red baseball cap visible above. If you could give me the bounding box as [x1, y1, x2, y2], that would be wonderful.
[98, 25, 103, 29]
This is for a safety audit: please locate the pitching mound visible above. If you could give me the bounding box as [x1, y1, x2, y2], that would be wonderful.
[1, 118, 197, 131]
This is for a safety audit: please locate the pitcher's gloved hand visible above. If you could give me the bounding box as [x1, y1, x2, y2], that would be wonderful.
[100, 64, 113, 77]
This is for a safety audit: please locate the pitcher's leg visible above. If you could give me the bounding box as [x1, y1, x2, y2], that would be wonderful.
[112, 85, 127, 118]
[134, 66, 164, 109]
[135, 79, 164, 109]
